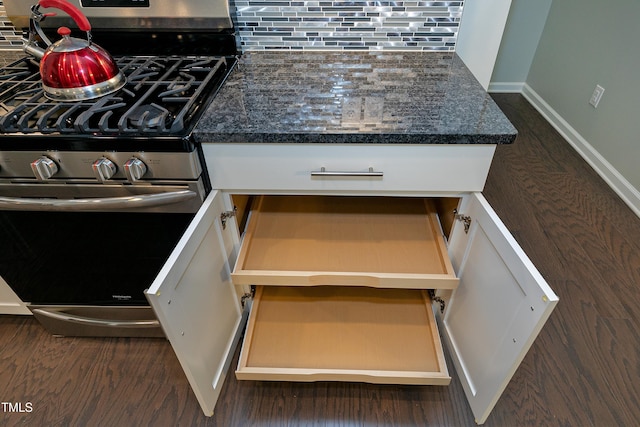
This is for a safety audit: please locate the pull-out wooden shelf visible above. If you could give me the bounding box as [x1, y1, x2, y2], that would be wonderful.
[232, 195, 458, 289]
[236, 285, 451, 384]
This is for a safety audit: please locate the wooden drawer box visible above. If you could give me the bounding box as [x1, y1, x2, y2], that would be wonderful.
[231, 195, 459, 290]
[236, 285, 450, 384]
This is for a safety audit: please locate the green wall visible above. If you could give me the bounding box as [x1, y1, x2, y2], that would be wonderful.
[491, 0, 553, 84]
[527, 0, 640, 191]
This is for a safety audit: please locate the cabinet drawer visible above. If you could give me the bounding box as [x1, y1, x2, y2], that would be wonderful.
[203, 143, 496, 193]
[236, 285, 451, 385]
[232, 195, 458, 289]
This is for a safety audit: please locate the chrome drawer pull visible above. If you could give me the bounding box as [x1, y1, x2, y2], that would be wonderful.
[310, 167, 383, 177]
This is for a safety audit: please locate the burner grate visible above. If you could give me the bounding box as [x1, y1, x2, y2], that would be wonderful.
[0, 55, 234, 137]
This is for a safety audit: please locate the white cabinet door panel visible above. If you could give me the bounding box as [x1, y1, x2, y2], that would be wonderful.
[0, 275, 30, 315]
[444, 193, 558, 424]
[146, 191, 244, 416]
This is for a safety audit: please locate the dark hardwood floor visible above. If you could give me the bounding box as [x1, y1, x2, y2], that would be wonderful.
[2, 94, 640, 426]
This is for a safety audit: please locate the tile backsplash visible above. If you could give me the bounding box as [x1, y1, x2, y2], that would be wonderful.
[0, 1, 23, 51]
[0, 1, 464, 52]
[236, 1, 464, 51]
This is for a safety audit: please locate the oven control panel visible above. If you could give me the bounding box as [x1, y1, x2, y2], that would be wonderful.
[0, 151, 202, 183]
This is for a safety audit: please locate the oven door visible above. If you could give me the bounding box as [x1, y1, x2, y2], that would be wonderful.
[0, 181, 205, 337]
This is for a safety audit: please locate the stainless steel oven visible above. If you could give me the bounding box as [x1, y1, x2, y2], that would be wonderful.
[0, 0, 238, 336]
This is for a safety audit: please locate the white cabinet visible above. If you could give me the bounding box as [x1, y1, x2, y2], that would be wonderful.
[456, 0, 513, 89]
[146, 143, 558, 424]
[0, 274, 30, 315]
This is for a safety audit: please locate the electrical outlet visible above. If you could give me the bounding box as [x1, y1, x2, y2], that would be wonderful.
[589, 85, 605, 108]
[363, 97, 383, 123]
[342, 98, 362, 125]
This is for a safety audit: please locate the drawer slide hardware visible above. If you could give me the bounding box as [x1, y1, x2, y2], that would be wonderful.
[453, 209, 472, 234]
[428, 289, 446, 313]
[220, 207, 237, 230]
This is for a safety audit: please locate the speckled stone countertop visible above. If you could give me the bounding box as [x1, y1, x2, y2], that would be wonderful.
[194, 51, 517, 144]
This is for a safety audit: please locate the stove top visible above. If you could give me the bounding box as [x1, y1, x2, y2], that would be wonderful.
[0, 54, 237, 151]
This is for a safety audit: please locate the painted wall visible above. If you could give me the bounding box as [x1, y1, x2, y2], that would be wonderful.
[490, 0, 552, 87]
[527, 0, 640, 194]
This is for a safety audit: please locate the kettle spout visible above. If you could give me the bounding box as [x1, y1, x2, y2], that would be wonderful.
[24, 38, 46, 60]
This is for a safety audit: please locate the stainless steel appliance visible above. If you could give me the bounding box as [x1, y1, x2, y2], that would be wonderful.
[0, 0, 238, 336]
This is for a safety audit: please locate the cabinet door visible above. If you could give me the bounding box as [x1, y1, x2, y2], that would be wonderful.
[0, 275, 30, 315]
[444, 193, 558, 424]
[145, 191, 244, 416]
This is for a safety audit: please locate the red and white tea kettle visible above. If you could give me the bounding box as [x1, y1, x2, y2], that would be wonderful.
[24, 0, 126, 101]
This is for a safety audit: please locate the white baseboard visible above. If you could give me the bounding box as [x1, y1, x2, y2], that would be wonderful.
[488, 82, 525, 93]
[521, 83, 640, 218]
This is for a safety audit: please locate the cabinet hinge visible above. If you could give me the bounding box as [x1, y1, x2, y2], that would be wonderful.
[220, 206, 238, 230]
[240, 292, 251, 308]
[453, 209, 472, 234]
[241, 286, 255, 308]
[428, 289, 446, 314]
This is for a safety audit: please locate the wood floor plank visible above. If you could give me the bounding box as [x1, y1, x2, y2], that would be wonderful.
[483, 94, 640, 426]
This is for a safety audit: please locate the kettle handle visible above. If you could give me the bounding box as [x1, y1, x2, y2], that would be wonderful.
[38, 0, 91, 32]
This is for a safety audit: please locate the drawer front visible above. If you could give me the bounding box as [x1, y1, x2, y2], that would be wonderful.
[203, 143, 496, 194]
[236, 286, 451, 385]
[232, 195, 458, 289]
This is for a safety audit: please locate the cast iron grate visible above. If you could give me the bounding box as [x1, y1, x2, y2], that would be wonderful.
[0, 55, 234, 136]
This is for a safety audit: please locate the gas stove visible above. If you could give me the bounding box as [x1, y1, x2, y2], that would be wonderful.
[0, 0, 239, 180]
[0, 52, 237, 185]
[0, 0, 240, 337]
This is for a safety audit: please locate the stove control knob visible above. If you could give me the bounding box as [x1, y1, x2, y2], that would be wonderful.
[92, 158, 117, 182]
[123, 158, 148, 182]
[31, 156, 59, 180]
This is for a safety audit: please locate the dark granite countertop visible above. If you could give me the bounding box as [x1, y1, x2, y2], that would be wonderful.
[194, 51, 517, 144]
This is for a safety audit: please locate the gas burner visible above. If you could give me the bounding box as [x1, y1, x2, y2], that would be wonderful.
[127, 104, 170, 130]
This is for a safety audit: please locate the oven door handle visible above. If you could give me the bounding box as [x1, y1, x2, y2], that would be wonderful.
[0, 190, 197, 211]
[31, 308, 160, 329]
